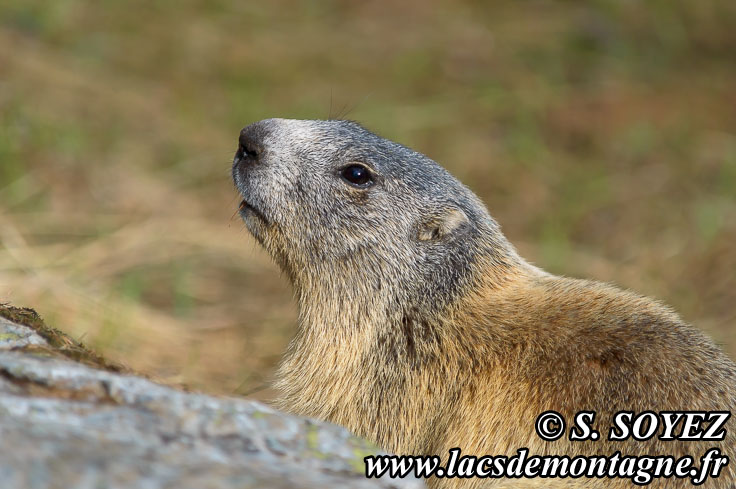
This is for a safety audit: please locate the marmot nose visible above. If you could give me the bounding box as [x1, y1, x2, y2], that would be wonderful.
[235, 123, 268, 166]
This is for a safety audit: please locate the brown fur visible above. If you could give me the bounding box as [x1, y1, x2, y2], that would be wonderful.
[276, 257, 735, 488]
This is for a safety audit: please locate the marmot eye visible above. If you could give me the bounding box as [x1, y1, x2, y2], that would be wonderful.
[340, 164, 373, 187]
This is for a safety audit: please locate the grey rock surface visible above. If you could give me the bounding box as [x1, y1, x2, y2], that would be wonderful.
[0, 313, 424, 489]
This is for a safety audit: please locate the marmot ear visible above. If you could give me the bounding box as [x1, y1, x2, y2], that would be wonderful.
[417, 207, 471, 241]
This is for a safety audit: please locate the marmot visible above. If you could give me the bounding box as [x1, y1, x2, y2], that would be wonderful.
[232, 118, 735, 488]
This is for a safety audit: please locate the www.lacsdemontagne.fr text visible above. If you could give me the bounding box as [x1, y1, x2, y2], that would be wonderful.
[365, 447, 729, 485]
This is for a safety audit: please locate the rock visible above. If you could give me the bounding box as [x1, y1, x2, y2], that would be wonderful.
[0, 306, 424, 489]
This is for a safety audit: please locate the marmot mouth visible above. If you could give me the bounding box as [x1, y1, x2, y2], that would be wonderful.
[238, 199, 268, 223]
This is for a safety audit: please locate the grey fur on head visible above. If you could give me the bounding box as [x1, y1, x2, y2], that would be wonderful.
[232, 118, 522, 314]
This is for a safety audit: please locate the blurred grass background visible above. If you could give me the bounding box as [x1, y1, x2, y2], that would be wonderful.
[0, 0, 734, 399]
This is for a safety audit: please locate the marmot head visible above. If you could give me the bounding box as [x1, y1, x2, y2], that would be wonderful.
[232, 119, 520, 313]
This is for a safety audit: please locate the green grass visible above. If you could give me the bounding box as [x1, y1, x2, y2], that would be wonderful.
[0, 0, 734, 396]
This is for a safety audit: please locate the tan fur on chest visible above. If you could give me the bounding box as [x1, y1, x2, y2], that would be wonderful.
[276, 271, 736, 488]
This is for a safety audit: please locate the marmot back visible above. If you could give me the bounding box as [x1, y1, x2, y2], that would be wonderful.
[232, 118, 735, 488]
